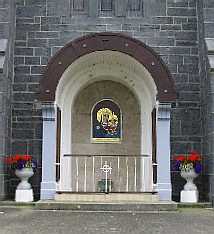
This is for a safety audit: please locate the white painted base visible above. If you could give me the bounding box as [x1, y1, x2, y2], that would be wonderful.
[180, 190, 198, 203]
[15, 189, 33, 202]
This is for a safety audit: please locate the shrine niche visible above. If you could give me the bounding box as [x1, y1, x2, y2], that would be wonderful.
[92, 99, 121, 143]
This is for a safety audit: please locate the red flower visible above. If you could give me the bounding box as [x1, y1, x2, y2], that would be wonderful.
[174, 155, 186, 161]
[188, 151, 201, 161]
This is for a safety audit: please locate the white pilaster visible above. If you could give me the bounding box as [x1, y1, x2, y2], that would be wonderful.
[156, 103, 172, 200]
[41, 103, 57, 200]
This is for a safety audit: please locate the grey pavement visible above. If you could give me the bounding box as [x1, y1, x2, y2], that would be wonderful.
[0, 208, 213, 234]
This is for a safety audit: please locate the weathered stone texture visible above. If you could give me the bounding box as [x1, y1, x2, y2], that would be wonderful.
[0, 0, 15, 200]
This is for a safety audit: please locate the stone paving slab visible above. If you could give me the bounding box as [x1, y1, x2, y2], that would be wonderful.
[36, 201, 177, 211]
[0, 207, 213, 234]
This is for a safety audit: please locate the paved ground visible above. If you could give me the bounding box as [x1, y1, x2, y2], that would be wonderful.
[0, 208, 213, 234]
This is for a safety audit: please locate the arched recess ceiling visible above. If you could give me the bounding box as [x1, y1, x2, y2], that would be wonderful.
[40, 32, 176, 102]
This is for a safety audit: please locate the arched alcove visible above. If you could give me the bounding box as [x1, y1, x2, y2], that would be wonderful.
[40, 33, 175, 200]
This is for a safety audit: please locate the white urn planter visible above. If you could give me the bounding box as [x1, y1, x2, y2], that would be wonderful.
[180, 168, 199, 203]
[15, 168, 34, 202]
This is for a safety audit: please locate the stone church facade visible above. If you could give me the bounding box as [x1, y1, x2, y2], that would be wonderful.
[0, 0, 213, 204]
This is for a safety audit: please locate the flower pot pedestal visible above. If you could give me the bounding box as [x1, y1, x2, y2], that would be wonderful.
[181, 190, 198, 203]
[15, 189, 33, 202]
[180, 169, 199, 203]
[15, 168, 34, 202]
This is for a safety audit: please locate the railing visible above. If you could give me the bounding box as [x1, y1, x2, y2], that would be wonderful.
[56, 154, 157, 193]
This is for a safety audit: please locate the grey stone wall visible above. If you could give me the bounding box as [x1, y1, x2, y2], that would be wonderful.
[200, 0, 214, 205]
[0, 0, 15, 200]
[13, 0, 202, 200]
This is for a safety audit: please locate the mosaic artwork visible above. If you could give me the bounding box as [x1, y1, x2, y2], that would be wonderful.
[92, 100, 121, 143]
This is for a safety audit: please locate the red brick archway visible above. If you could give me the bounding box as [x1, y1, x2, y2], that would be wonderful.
[40, 32, 176, 102]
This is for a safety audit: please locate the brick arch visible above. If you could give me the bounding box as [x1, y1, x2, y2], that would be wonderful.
[40, 32, 176, 102]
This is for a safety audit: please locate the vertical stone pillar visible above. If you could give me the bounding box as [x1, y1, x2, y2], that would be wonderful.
[156, 103, 172, 200]
[41, 103, 56, 200]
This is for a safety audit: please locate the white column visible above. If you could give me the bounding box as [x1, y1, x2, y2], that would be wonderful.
[156, 103, 172, 200]
[57, 105, 72, 191]
[140, 110, 153, 192]
[40, 103, 57, 200]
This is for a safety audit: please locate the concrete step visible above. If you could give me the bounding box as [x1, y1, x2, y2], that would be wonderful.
[178, 202, 212, 208]
[35, 201, 177, 211]
[55, 192, 159, 203]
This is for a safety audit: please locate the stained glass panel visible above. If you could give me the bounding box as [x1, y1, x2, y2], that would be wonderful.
[92, 100, 121, 143]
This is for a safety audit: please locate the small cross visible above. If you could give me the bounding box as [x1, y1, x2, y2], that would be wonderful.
[100, 161, 112, 193]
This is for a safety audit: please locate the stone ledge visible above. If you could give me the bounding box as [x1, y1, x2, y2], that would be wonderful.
[35, 201, 178, 212]
[55, 192, 159, 203]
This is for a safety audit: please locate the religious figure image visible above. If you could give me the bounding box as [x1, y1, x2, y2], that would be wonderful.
[92, 100, 121, 143]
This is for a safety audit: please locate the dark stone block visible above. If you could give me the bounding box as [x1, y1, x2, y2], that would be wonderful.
[152, 16, 173, 24]
[12, 122, 34, 129]
[147, 37, 174, 46]
[12, 129, 34, 140]
[168, 0, 189, 7]
[41, 16, 61, 25]
[182, 23, 197, 31]
[12, 109, 34, 117]
[14, 66, 30, 74]
[41, 57, 49, 65]
[169, 55, 183, 64]
[171, 142, 192, 154]
[15, 47, 33, 56]
[35, 31, 59, 39]
[25, 57, 40, 65]
[173, 17, 187, 24]
[47, 0, 70, 16]
[205, 23, 214, 37]
[16, 18, 34, 24]
[181, 120, 201, 136]
[0, 8, 10, 22]
[13, 92, 38, 102]
[14, 74, 43, 83]
[178, 64, 199, 74]
[28, 84, 40, 92]
[167, 7, 196, 17]
[34, 47, 51, 57]
[175, 31, 197, 40]
[28, 39, 47, 47]
[14, 56, 24, 66]
[176, 40, 197, 47]
[168, 47, 191, 55]
[13, 84, 27, 91]
[16, 23, 40, 32]
[173, 74, 188, 83]
[25, 0, 46, 5]
[184, 56, 199, 64]
[15, 41, 26, 47]
[15, 30, 27, 40]
[11, 140, 27, 155]
[161, 24, 181, 31]
[31, 66, 46, 74]
[178, 92, 200, 102]
[16, 6, 46, 17]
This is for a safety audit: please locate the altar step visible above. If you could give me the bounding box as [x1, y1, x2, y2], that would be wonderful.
[35, 201, 177, 212]
[35, 192, 177, 211]
[55, 192, 159, 203]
